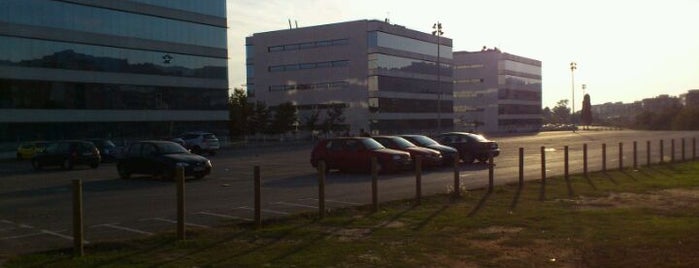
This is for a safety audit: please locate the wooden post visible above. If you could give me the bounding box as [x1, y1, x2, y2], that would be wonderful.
[633, 141, 638, 169]
[671, 139, 675, 163]
[565, 146, 573, 197]
[176, 166, 185, 240]
[682, 138, 686, 162]
[540, 146, 546, 201]
[453, 155, 460, 198]
[518, 148, 524, 188]
[317, 161, 326, 219]
[660, 140, 664, 163]
[254, 166, 261, 228]
[619, 142, 623, 171]
[415, 155, 422, 205]
[371, 157, 378, 212]
[602, 143, 607, 172]
[583, 143, 588, 177]
[488, 152, 494, 193]
[647, 140, 651, 166]
[72, 179, 84, 257]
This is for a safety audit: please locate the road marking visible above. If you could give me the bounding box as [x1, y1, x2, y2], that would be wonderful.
[197, 211, 253, 222]
[19, 224, 34, 229]
[41, 230, 83, 242]
[0, 232, 44, 240]
[91, 223, 153, 236]
[0, 219, 14, 224]
[459, 174, 474, 178]
[236, 206, 289, 215]
[274, 201, 318, 209]
[141, 218, 210, 228]
[301, 198, 362, 206]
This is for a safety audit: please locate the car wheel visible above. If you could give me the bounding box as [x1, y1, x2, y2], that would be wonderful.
[62, 158, 74, 170]
[31, 159, 42, 170]
[117, 164, 131, 179]
[476, 156, 488, 163]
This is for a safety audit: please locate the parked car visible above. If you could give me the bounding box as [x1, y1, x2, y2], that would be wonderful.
[371, 136, 443, 168]
[175, 131, 220, 155]
[310, 137, 412, 173]
[117, 140, 212, 180]
[16, 141, 49, 160]
[399, 135, 459, 166]
[31, 140, 101, 170]
[87, 138, 118, 162]
[434, 132, 500, 164]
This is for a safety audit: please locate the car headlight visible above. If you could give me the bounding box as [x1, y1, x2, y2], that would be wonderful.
[176, 162, 190, 167]
[205, 160, 212, 167]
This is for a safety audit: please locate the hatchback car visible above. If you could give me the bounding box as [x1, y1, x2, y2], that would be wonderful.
[87, 138, 118, 162]
[17, 141, 49, 160]
[399, 135, 459, 166]
[31, 140, 101, 170]
[176, 131, 220, 155]
[117, 140, 212, 180]
[310, 137, 412, 173]
[434, 132, 500, 164]
[371, 136, 443, 168]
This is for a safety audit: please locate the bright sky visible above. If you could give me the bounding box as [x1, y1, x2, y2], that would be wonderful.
[228, 0, 699, 110]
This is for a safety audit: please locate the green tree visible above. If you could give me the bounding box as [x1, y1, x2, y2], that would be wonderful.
[672, 107, 699, 130]
[552, 99, 571, 124]
[581, 94, 593, 127]
[228, 88, 253, 140]
[249, 101, 270, 135]
[303, 109, 320, 131]
[268, 102, 298, 134]
[322, 104, 346, 134]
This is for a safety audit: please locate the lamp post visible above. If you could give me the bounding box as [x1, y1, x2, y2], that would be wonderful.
[570, 62, 577, 131]
[433, 22, 443, 131]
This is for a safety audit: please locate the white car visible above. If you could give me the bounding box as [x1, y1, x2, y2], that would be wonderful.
[176, 132, 220, 155]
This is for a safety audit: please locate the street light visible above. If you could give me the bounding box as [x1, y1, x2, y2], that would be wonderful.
[570, 62, 577, 131]
[433, 22, 444, 131]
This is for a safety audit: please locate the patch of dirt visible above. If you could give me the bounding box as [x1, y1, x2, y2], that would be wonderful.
[575, 188, 699, 211]
[477, 226, 523, 234]
[330, 228, 371, 242]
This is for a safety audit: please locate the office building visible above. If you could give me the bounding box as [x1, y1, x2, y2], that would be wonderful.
[453, 48, 542, 133]
[246, 19, 453, 135]
[0, 0, 229, 142]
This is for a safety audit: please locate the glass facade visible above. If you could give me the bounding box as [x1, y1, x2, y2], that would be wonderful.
[128, 0, 226, 17]
[0, 0, 226, 48]
[0, 36, 226, 79]
[500, 60, 541, 76]
[368, 54, 451, 77]
[369, 76, 452, 95]
[368, 31, 452, 59]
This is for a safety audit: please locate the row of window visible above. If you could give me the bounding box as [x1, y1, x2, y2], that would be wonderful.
[268, 60, 349, 72]
[369, 76, 453, 95]
[0, 79, 227, 110]
[369, 53, 452, 77]
[368, 31, 453, 59]
[1, 0, 226, 48]
[268, 39, 349, 52]
[498, 89, 541, 101]
[128, 0, 226, 17]
[369, 118, 453, 133]
[498, 104, 541, 115]
[498, 118, 542, 126]
[0, 36, 227, 79]
[371, 98, 454, 113]
[269, 81, 349, 92]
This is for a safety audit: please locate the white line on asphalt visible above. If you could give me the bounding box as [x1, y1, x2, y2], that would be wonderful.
[274, 201, 318, 209]
[197, 211, 253, 222]
[236, 206, 289, 215]
[0, 219, 14, 224]
[300, 198, 362, 206]
[460, 174, 474, 178]
[41, 230, 84, 242]
[0, 232, 44, 240]
[141, 218, 210, 228]
[91, 223, 153, 236]
[19, 224, 33, 229]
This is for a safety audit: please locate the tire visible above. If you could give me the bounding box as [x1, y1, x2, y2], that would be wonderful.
[62, 158, 74, 170]
[476, 156, 488, 163]
[31, 159, 42, 170]
[117, 164, 131, 179]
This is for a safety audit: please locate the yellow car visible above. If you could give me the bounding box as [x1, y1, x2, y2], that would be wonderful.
[16, 141, 49, 160]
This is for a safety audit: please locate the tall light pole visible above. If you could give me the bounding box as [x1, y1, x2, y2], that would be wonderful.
[433, 22, 443, 131]
[570, 62, 577, 130]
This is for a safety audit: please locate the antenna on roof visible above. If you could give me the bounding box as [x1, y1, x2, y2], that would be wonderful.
[288, 19, 292, 30]
[295, 20, 298, 28]
[385, 12, 390, 23]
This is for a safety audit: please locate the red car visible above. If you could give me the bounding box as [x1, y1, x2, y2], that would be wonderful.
[371, 136, 443, 168]
[310, 137, 412, 173]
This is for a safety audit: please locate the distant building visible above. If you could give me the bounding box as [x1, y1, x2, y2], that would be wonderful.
[682, 89, 699, 107]
[642, 94, 681, 111]
[246, 20, 453, 135]
[452, 48, 542, 133]
[591, 101, 642, 125]
[0, 0, 229, 142]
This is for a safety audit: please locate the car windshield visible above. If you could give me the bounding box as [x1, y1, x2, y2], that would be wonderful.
[362, 138, 385, 150]
[469, 134, 488, 142]
[391, 137, 416, 149]
[408, 136, 438, 146]
[156, 142, 189, 154]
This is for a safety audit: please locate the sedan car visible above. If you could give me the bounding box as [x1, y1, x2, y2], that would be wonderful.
[17, 141, 49, 160]
[399, 135, 459, 166]
[31, 140, 101, 170]
[434, 132, 500, 164]
[87, 138, 118, 162]
[117, 140, 212, 180]
[310, 137, 412, 173]
[371, 136, 443, 168]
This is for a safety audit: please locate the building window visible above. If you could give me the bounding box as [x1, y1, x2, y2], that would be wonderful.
[267, 38, 349, 52]
[268, 60, 348, 73]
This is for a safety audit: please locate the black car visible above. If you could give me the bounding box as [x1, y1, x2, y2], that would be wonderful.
[88, 138, 118, 162]
[117, 140, 212, 180]
[434, 132, 500, 164]
[32, 140, 101, 170]
[399, 135, 459, 166]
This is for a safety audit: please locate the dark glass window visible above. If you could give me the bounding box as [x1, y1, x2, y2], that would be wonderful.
[268, 60, 348, 73]
[127, 0, 226, 17]
[0, 79, 227, 110]
[369, 54, 451, 77]
[0, 36, 226, 79]
[377, 98, 453, 113]
[368, 31, 453, 59]
[376, 76, 452, 95]
[267, 38, 349, 52]
[1, 0, 226, 48]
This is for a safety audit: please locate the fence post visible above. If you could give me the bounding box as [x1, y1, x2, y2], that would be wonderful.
[254, 166, 261, 228]
[415, 155, 422, 206]
[565, 146, 573, 197]
[518, 148, 524, 188]
[540, 146, 546, 201]
[619, 142, 623, 171]
[176, 167, 185, 240]
[660, 140, 664, 163]
[602, 143, 607, 172]
[371, 157, 378, 213]
[647, 140, 651, 166]
[488, 152, 494, 193]
[72, 179, 84, 257]
[453, 155, 460, 198]
[317, 161, 326, 219]
[694, 137, 697, 160]
[671, 139, 675, 163]
[583, 143, 588, 177]
[682, 138, 686, 162]
[633, 141, 638, 169]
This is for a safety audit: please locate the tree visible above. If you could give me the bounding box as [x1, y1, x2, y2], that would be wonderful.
[580, 94, 593, 128]
[228, 88, 253, 139]
[322, 104, 346, 134]
[303, 109, 320, 131]
[672, 107, 699, 130]
[268, 102, 298, 134]
[249, 101, 270, 135]
[542, 107, 553, 124]
[552, 99, 571, 124]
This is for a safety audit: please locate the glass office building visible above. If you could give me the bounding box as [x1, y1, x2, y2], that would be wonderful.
[247, 20, 453, 135]
[0, 0, 228, 142]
